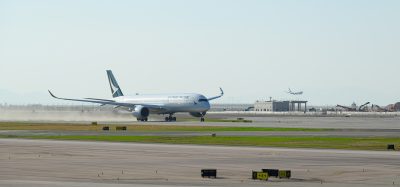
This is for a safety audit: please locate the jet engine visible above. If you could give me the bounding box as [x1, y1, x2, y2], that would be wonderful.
[132, 105, 150, 118]
[189, 112, 206, 117]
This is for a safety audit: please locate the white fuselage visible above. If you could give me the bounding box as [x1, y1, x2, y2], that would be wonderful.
[115, 93, 210, 114]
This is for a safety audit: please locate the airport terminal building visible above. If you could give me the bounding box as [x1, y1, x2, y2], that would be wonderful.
[254, 100, 308, 112]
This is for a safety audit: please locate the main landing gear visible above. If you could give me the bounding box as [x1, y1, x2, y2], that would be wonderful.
[200, 117, 205, 122]
[165, 114, 176, 122]
[137, 118, 148, 122]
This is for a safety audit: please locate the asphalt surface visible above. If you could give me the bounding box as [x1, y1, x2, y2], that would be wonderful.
[1, 111, 400, 129]
[1, 139, 400, 187]
[1, 129, 400, 137]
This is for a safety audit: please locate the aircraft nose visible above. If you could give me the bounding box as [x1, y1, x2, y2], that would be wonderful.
[203, 101, 211, 111]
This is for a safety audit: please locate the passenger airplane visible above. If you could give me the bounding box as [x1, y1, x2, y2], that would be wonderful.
[286, 88, 303, 95]
[49, 70, 223, 122]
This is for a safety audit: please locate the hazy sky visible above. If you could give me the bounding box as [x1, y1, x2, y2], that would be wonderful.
[0, 0, 399, 105]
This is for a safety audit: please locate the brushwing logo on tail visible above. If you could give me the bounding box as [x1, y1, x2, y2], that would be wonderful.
[107, 70, 124, 98]
[109, 76, 119, 95]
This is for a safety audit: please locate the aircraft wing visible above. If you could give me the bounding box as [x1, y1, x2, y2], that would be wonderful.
[207, 87, 224, 101]
[48, 90, 165, 110]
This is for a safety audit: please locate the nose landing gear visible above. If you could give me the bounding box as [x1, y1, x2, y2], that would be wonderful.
[200, 112, 206, 122]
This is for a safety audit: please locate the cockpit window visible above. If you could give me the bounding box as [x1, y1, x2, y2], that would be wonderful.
[198, 99, 208, 102]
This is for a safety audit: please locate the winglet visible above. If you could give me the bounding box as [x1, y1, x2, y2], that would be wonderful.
[207, 87, 224, 101]
[48, 90, 58, 99]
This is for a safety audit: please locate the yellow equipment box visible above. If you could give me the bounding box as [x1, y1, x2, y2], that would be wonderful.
[278, 170, 291, 179]
[116, 126, 127, 131]
[252, 171, 269, 181]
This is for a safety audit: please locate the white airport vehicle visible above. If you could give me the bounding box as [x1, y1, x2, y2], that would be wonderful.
[49, 70, 223, 122]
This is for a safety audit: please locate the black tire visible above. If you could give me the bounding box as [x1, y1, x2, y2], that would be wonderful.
[144, 118, 148, 122]
[172, 117, 176, 121]
[165, 117, 169, 121]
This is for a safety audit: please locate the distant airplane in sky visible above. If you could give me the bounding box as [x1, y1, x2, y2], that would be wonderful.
[49, 70, 223, 122]
[286, 88, 303, 95]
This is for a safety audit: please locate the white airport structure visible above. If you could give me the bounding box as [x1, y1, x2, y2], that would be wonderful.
[254, 100, 308, 112]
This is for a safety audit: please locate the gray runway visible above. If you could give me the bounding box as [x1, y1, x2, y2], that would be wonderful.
[169, 115, 400, 129]
[1, 139, 400, 187]
[98, 115, 400, 130]
[2, 111, 400, 129]
[1, 129, 400, 137]
[67, 115, 400, 130]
